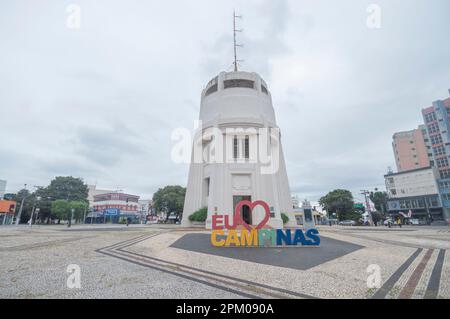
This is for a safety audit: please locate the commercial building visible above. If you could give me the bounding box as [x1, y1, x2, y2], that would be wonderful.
[89, 192, 140, 223]
[421, 90, 450, 223]
[181, 70, 295, 229]
[0, 200, 16, 225]
[392, 126, 431, 172]
[385, 167, 444, 224]
[87, 184, 116, 207]
[0, 180, 6, 199]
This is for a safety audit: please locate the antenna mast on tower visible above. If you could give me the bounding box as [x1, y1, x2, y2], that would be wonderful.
[233, 10, 243, 72]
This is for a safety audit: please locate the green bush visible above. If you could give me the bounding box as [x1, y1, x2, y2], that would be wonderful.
[281, 213, 289, 224]
[189, 207, 208, 222]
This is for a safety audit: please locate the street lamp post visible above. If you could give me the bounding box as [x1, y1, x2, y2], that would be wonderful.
[68, 208, 74, 228]
[29, 196, 41, 228]
[15, 184, 28, 226]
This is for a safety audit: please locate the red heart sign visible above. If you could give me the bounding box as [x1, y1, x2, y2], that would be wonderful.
[234, 200, 271, 231]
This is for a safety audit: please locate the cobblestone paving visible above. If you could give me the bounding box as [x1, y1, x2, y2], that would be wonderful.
[0, 224, 448, 299]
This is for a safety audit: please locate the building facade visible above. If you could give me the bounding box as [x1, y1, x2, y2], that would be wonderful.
[90, 192, 140, 223]
[421, 90, 450, 223]
[385, 167, 444, 223]
[87, 184, 116, 207]
[0, 199, 16, 225]
[181, 71, 296, 229]
[0, 180, 6, 200]
[392, 126, 431, 172]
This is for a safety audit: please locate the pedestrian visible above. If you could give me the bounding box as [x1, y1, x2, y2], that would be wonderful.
[397, 217, 402, 228]
[126, 218, 129, 227]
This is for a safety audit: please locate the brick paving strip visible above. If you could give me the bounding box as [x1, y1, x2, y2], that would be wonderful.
[398, 249, 434, 299]
[97, 232, 317, 299]
[371, 248, 422, 299]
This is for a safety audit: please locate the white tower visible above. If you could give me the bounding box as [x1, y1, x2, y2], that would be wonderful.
[181, 70, 297, 229]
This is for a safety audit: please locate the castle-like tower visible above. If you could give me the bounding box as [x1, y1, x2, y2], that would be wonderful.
[181, 70, 296, 229]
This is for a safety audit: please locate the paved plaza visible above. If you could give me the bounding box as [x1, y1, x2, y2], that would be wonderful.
[0, 224, 449, 299]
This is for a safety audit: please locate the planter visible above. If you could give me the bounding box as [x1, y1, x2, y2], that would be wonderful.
[191, 221, 206, 226]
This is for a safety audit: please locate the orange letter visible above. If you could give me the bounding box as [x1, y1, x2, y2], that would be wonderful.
[241, 229, 258, 247]
[225, 230, 241, 247]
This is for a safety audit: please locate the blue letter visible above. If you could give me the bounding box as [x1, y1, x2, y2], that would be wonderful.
[276, 229, 292, 246]
[292, 229, 306, 246]
[306, 228, 321, 246]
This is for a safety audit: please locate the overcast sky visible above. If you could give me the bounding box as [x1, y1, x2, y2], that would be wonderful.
[1, 0, 449, 203]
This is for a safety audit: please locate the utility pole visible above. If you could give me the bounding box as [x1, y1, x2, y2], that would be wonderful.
[361, 190, 374, 225]
[68, 208, 74, 228]
[233, 10, 243, 72]
[15, 184, 28, 226]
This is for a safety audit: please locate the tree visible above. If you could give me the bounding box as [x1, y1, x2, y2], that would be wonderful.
[46, 176, 89, 202]
[51, 200, 70, 223]
[152, 185, 186, 220]
[319, 189, 355, 221]
[369, 190, 389, 214]
[32, 186, 53, 224]
[69, 201, 89, 223]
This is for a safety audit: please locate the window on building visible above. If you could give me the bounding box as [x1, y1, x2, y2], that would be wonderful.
[205, 84, 218, 96]
[430, 134, 443, 145]
[437, 157, 449, 168]
[441, 181, 450, 189]
[261, 85, 268, 94]
[440, 169, 450, 179]
[428, 123, 440, 134]
[224, 79, 255, 89]
[244, 136, 249, 159]
[233, 136, 238, 159]
[425, 112, 437, 123]
[434, 146, 446, 156]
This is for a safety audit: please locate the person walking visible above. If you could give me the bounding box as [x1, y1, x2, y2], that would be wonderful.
[397, 217, 402, 228]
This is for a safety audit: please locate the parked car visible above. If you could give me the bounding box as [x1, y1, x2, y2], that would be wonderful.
[339, 220, 356, 226]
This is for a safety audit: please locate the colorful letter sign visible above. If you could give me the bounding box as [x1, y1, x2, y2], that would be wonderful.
[210, 200, 320, 247]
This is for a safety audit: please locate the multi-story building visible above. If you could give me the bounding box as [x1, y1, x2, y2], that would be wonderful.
[91, 192, 140, 223]
[87, 184, 115, 207]
[0, 180, 6, 199]
[392, 126, 431, 172]
[0, 199, 16, 225]
[421, 90, 450, 224]
[385, 167, 443, 223]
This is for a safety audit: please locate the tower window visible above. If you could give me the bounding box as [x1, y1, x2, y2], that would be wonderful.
[244, 136, 249, 159]
[261, 85, 268, 94]
[205, 84, 218, 96]
[233, 136, 238, 159]
[224, 79, 255, 89]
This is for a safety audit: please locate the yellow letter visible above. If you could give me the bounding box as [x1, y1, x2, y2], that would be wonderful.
[241, 229, 258, 247]
[225, 230, 241, 247]
[211, 230, 225, 247]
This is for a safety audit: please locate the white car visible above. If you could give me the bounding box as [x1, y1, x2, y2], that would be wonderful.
[339, 220, 356, 226]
